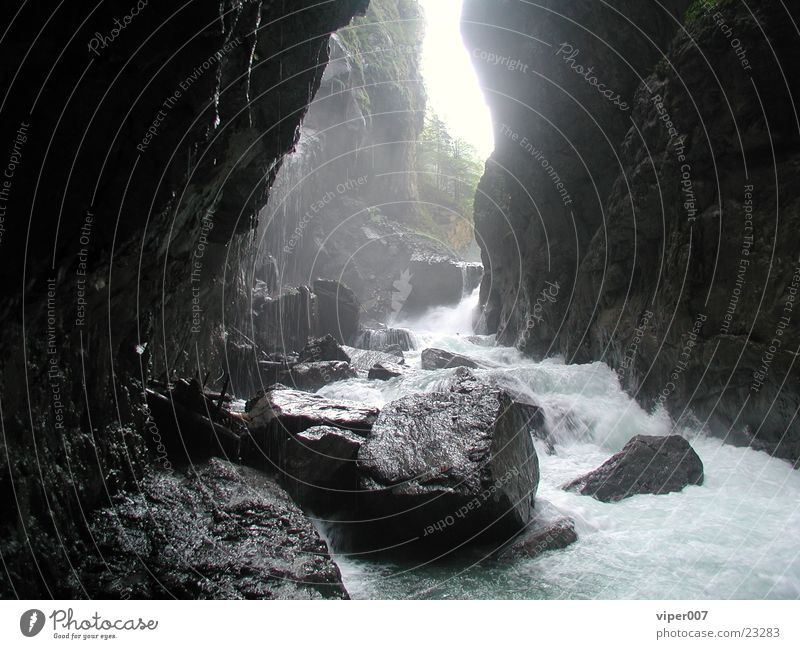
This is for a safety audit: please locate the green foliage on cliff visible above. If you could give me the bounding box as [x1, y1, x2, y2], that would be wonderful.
[415, 110, 484, 254]
[336, 0, 425, 113]
[684, 0, 729, 23]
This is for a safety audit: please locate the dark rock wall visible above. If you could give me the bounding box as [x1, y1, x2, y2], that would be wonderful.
[464, 1, 800, 459]
[0, 0, 368, 597]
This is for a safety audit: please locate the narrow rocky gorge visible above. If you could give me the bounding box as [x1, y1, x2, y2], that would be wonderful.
[1, 0, 798, 602]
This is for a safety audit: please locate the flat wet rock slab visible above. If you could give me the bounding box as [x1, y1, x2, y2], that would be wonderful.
[246, 388, 379, 435]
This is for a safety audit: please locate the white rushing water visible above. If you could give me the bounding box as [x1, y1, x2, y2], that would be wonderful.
[317, 289, 800, 599]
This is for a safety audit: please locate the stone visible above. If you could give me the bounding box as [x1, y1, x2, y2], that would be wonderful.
[281, 426, 365, 509]
[496, 501, 577, 561]
[343, 346, 406, 372]
[563, 435, 704, 502]
[278, 361, 357, 392]
[367, 362, 404, 381]
[72, 459, 348, 599]
[299, 334, 351, 363]
[421, 348, 480, 370]
[356, 380, 541, 547]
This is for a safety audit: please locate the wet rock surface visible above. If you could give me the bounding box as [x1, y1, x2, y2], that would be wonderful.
[73, 459, 348, 599]
[246, 388, 379, 438]
[280, 426, 365, 509]
[0, 0, 371, 596]
[563, 435, 704, 502]
[368, 362, 405, 381]
[464, 0, 800, 462]
[277, 361, 357, 392]
[353, 328, 416, 352]
[496, 501, 578, 561]
[300, 334, 352, 363]
[421, 348, 481, 370]
[344, 346, 407, 372]
[357, 380, 541, 547]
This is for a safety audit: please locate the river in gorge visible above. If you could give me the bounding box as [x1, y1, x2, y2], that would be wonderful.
[312, 289, 800, 600]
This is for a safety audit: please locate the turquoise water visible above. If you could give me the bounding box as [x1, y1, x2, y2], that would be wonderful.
[316, 292, 800, 599]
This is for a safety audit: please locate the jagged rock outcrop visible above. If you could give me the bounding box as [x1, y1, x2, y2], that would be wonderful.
[564, 435, 704, 502]
[464, 0, 691, 345]
[562, 3, 800, 461]
[72, 459, 348, 599]
[260, 0, 479, 321]
[464, 1, 800, 462]
[0, 0, 370, 597]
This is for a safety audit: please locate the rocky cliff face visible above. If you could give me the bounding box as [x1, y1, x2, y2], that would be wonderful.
[0, 0, 368, 597]
[259, 0, 478, 322]
[464, 0, 800, 461]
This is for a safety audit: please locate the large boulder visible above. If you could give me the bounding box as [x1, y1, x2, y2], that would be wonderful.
[563, 435, 704, 502]
[356, 380, 541, 548]
[421, 348, 480, 370]
[313, 279, 361, 345]
[72, 459, 348, 599]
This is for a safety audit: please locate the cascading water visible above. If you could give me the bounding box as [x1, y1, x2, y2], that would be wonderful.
[317, 290, 800, 599]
